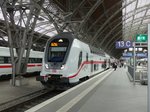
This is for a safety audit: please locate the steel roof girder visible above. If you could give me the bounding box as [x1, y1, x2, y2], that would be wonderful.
[107, 26, 147, 52]
[103, 23, 148, 51]
[34, 0, 63, 33]
[93, 1, 150, 47]
[79, 0, 104, 31]
[0, 0, 45, 83]
[90, 0, 136, 45]
[100, 13, 150, 47]
[86, 0, 123, 34]
[128, 0, 139, 32]
[135, 6, 149, 34]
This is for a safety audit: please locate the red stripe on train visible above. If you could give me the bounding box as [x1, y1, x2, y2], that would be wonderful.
[68, 61, 105, 78]
[0, 64, 42, 68]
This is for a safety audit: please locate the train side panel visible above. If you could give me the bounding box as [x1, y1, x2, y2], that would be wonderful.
[89, 54, 106, 76]
[0, 47, 43, 76]
[65, 39, 91, 83]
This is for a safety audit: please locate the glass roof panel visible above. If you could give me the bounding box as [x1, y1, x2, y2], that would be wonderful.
[0, 11, 4, 20]
[125, 2, 136, 13]
[122, 0, 150, 40]
[0, 1, 62, 39]
[143, 19, 150, 24]
[133, 21, 141, 26]
[134, 10, 146, 19]
[147, 9, 150, 15]
[137, 0, 150, 8]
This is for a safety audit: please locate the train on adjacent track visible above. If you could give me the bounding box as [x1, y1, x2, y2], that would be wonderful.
[0, 47, 43, 77]
[37, 32, 111, 88]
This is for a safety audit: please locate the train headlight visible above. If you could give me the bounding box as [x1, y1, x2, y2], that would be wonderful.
[45, 64, 49, 69]
[61, 65, 65, 70]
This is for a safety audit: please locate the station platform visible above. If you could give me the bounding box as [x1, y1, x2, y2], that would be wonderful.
[77, 67, 147, 112]
[26, 67, 147, 112]
[0, 77, 44, 105]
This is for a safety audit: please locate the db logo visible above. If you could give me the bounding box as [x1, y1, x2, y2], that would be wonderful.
[52, 69, 57, 73]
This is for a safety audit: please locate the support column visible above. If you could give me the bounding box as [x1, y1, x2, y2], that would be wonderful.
[0, 0, 45, 86]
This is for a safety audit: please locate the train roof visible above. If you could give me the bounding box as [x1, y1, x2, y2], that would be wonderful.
[49, 32, 106, 57]
[89, 45, 105, 57]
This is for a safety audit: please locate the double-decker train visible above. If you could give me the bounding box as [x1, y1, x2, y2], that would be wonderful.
[0, 47, 43, 77]
[37, 32, 111, 88]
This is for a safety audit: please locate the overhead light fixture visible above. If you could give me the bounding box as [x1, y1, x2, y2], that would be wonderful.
[143, 49, 147, 53]
[138, 48, 143, 51]
[124, 49, 127, 53]
[129, 48, 133, 51]
[135, 48, 137, 51]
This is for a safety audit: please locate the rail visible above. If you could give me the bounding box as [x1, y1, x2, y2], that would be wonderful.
[0, 89, 50, 111]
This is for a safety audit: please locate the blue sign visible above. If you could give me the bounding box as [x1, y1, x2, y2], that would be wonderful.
[122, 52, 147, 58]
[116, 41, 133, 49]
[122, 52, 132, 57]
[136, 53, 147, 58]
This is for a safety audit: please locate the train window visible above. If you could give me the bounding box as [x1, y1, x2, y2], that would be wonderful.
[8, 57, 11, 63]
[78, 51, 82, 68]
[94, 64, 99, 71]
[48, 51, 66, 62]
[29, 58, 33, 63]
[4, 57, 11, 63]
[40, 58, 42, 63]
[97, 64, 99, 70]
[31, 58, 35, 63]
[37, 58, 42, 63]
[0, 57, 4, 64]
[102, 60, 107, 68]
[35, 58, 42, 63]
[28, 58, 31, 63]
[28, 58, 42, 63]
[86, 53, 88, 61]
[4, 57, 9, 63]
[94, 64, 96, 71]
[48, 38, 69, 62]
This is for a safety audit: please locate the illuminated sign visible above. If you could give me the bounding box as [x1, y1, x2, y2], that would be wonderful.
[136, 34, 147, 42]
[122, 52, 132, 57]
[122, 52, 147, 57]
[51, 42, 58, 46]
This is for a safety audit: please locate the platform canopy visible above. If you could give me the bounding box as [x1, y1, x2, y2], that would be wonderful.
[0, 0, 150, 58]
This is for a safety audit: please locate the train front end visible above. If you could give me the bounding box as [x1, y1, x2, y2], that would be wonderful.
[36, 33, 73, 87]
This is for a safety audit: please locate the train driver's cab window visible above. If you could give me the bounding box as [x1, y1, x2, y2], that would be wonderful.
[78, 51, 82, 68]
[48, 38, 69, 62]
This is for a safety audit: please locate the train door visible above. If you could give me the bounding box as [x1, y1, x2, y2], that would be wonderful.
[91, 60, 93, 72]
[108, 59, 111, 68]
[78, 51, 82, 69]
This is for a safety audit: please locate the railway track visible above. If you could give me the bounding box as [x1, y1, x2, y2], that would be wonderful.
[0, 89, 64, 112]
[0, 69, 110, 112]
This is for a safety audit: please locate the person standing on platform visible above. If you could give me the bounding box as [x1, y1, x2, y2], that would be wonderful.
[113, 62, 117, 71]
[124, 62, 127, 68]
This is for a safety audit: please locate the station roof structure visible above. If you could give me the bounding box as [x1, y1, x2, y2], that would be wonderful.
[0, 0, 149, 58]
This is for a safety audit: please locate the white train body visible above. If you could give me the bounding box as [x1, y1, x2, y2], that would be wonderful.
[37, 33, 110, 86]
[0, 47, 43, 76]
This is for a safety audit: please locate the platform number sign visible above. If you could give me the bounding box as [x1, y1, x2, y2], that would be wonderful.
[115, 41, 133, 49]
